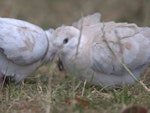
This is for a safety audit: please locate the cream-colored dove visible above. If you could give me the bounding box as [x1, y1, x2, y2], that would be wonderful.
[0, 18, 56, 83]
[52, 13, 150, 88]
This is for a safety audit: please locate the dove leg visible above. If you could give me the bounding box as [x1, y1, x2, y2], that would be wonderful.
[0, 72, 4, 85]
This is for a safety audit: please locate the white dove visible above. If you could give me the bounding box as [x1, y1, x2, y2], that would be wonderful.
[52, 13, 150, 88]
[0, 18, 56, 84]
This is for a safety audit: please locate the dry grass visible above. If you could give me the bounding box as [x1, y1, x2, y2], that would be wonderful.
[0, 63, 150, 113]
[0, 0, 150, 113]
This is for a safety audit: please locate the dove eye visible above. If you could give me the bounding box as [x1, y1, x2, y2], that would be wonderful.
[63, 38, 69, 44]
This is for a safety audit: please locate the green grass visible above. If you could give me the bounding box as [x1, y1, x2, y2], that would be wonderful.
[0, 63, 149, 113]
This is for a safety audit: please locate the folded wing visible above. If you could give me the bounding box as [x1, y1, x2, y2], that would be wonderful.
[91, 22, 150, 74]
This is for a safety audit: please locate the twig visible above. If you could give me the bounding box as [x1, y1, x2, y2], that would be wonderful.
[140, 81, 150, 92]
[81, 80, 87, 97]
[75, 13, 83, 57]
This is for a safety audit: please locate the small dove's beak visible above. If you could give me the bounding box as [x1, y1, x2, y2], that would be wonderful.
[57, 58, 64, 71]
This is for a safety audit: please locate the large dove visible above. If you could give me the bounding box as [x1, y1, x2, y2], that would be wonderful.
[0, 18, 56, 83]
[52, 13, 150, 88]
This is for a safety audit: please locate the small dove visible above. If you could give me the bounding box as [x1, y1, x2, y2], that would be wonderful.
[0, 18, 56, 83]
[53, 13, 150, 88]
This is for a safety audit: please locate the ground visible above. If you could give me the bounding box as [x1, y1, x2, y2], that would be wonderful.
[0, 0, 150, 113]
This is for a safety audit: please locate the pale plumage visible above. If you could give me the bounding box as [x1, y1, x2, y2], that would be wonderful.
[0, 18, 55, 83]
[53, 13, 150, 87]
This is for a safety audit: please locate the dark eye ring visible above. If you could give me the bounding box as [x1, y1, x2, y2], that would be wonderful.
[63, 38, 69, 44]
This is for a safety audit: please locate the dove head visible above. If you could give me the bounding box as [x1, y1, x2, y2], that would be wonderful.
[51, 26, 81, 55]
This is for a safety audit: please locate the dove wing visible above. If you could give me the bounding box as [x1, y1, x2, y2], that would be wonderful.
[0, 18, 48, 65]
[91, 22, 150, 74]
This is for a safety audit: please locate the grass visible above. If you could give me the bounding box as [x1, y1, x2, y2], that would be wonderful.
[0, 62, 150, 113]
[0, 0, 150, 113]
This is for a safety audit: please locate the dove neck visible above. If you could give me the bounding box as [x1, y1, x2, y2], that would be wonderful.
[42, 30, 55, 62]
